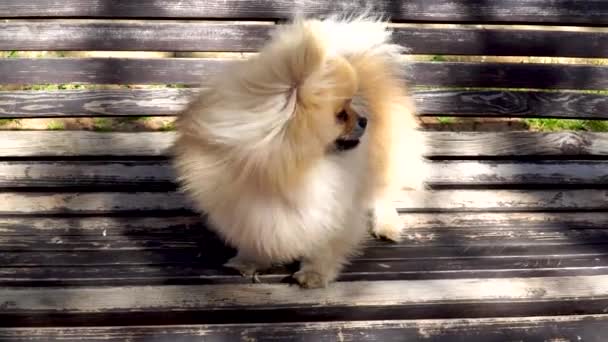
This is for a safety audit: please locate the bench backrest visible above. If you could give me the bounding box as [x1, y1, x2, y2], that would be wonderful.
[1, 0, 607, 212]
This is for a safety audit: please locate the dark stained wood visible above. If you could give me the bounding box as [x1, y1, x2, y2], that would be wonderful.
[1, 315, 607, 341]
[415, 90, 608, 119]
[0, 58, 231, 85]
[3, 59, 608, 90]
[3, 160, 608, 188]
[0, 21, 273, 52]
[5, 89, 608, 119]
[1, 0, 607, 25]
[428, 131, 608, 157]
[2, 275, 608, 326]
[0, 190, 606, 214]
[3, 21, 608, 58]
[0, 89, 197, 118]
[2, 212, 608, 235]
[0, 161, 175, 189]
[2, 131, 608, 158]
[6, 229, 608, 254]
[2, 255, 608, 285]
[0, 132, 175, 157]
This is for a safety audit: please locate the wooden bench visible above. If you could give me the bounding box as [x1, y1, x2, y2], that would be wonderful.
[2, 0, 608, 340]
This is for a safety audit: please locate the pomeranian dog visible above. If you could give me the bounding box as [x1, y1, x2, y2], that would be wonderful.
[173, 14, 426, 288]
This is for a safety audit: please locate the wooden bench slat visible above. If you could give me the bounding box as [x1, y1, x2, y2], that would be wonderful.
[1, 131, 606, 158]
[2, 275, 608, 325]
[1, 315, 607, 341]
[5, 231, 608, 254]
[1, 0, 606, 25]
[3, 21, 608, 58]
[2, 160, 608, 188]
[4, 89, 608, 119]
[3, 255, 608, 285]
[2, 212, 607, 235]
[0, 21, 272, 52]
[0, 190, 606, 214]
[3, 59, 608, 90]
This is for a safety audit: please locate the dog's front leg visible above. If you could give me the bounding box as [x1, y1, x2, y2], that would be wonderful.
[293, 224, 366, 289]
[224, 250, 272, 282]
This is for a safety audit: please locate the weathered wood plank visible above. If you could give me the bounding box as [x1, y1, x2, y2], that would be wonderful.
[2, 255, 608, 285]
[428, 131, 608, 157]
[1, 315, 607, 341]
[0, 21, 272, 52]
[3, 160, 608, 188]
[0, 190, 606, 214]
[3, 59, 608, 90]
[2, 212, 608, 235]
[415, 90, 608, 119]
[0, 161, 175, 189]
[0, 89, 196, 117]
[3, 21, 608, 58]
[0, 132, 174, 157]
[1, 131, 607, 158]
[5, 89, 608, 119]
[1, 0, 607, 25]
[6, 228, 608, 253]
[2, 275, 608, 325]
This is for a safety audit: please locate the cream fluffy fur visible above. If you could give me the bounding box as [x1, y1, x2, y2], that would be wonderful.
[173, 14, 426, 288]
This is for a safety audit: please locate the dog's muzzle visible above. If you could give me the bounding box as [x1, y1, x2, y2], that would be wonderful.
[334, 117, 367, 151]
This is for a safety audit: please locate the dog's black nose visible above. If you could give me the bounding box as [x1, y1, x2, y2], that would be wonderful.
[358, 117, 368, 129]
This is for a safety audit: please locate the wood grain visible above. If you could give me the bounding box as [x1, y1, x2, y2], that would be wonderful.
[3, 59, 608, 90]
[1, 0, 607, 25]
[415, 90, 608, 119]
[1, 131, 607, 157]
[2, 160, 608, 188]
[0, 21, 272, 52]
[3, 212, 608, 235]
[1, 315, 607, 341]
[3, 20, 608, 58]
[2, 275, 608, 325]
[0, 190, 606, 214]
[3, 255, 608, 285]
[0, 89, 197, 117]
[4, 89, 608, 119]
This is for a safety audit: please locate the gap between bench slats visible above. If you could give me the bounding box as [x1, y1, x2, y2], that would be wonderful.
[3, 59, 608, 90]
[1, 0, 606, 25]
[1, 161, 607, 188]
[2, 89, 608, 119]
[2, 275, 608, 326]
[3, 21, 608, 58]
[0, 315, 606, 341]
[0, 131, 604, 157]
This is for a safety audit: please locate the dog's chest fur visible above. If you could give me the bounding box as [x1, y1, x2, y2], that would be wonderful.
[177, 144, 369, 263]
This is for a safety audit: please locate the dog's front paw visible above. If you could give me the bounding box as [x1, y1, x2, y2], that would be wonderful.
[293, 270, 328, 289]
[224, 255, 268, 279]
[370, 203, 403, 242]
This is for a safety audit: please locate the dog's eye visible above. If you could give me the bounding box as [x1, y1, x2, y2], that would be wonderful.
[336, 110, 348, 123]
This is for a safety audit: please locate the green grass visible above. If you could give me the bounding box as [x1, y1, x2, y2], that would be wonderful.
[524, 119, 608, 132]
[0, 118, 16, 127]
[436, 117, 455, 124]
[431, 55, 446, 62]
[121, 116, 151, 123]
[47, 120, 65, 130]
[159, 121, 176, 131]
[93, 118, 113, 132]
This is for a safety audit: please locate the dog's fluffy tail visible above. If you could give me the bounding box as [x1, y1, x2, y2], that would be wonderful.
[180, 19, 328, 148]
